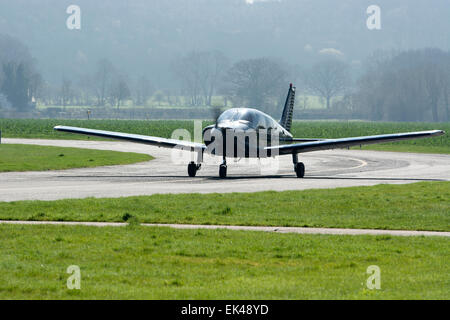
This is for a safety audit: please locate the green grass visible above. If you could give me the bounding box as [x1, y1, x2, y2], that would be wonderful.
[1, 182, 448, 231]
[290, 121, 450, 154]
[0, 144, 152, 172]
[1, 119, 448, 153]
[0, 118, 198, 140]
[0, 224, 448, 299]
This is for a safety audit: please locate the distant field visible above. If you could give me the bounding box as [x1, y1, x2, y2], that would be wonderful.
[291, 121, 450, 154]
[0, 118, 197, 140]
[0, 119, 448, 154]
[0, 144, 152, 172]
[34, 95, 328, 110]
[0, 224, 448, 299]
[1, 182, 448, 231]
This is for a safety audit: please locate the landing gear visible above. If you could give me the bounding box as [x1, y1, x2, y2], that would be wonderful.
[219, 164, 227, 178]
[219, 156, 227, 179]
[187, 151, 203, 177]
[295, 162, 305, 178]
[293, 153, 305, 178]
[188, 162, 201, 177]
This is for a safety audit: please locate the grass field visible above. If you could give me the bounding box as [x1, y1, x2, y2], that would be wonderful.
[1, 182, 448, 231]
[1, 120, 448, 300]
[1, 119, 448, 154]
[0, 224, 448, 299]
[0, 144, 152, 172]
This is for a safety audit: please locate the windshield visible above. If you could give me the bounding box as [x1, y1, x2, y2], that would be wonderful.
[217, 108, 272, 129]
[217, 109, 239, 122]
[217, 108, 256, 123]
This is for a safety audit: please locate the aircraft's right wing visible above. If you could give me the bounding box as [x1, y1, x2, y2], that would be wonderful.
[54, 126, 206, 151]
[282, 138, 328, 142]
[267, 130, 445, 155]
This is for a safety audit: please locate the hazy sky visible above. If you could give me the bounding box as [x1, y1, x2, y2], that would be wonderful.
[1, 0, 449, 85]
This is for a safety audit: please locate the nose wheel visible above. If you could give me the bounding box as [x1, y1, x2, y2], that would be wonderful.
[219, 164, 227, 178]
[188, 162, 201, 177]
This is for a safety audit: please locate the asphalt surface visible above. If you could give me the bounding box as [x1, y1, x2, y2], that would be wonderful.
[1, 138, 449, 202]
[1, 220, 448, 237]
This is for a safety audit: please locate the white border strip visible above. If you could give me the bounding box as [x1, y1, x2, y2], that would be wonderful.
[0, 220, 448, 237]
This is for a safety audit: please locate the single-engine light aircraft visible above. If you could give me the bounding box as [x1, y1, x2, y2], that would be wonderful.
[54, 84, 445, 178]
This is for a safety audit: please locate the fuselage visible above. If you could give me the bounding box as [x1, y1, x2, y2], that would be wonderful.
[202, 108, 292, 158]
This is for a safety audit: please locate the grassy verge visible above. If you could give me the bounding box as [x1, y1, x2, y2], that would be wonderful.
[1, 182, 448, 231]
[0, 224, 447, 299]
[0, 144, 152, 172]
[1, 119, 448, 153]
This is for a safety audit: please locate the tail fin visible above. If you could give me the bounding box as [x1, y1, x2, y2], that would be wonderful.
[279, 83, 296, 132]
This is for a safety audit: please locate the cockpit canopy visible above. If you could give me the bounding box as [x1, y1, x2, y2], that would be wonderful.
[217, 108, 289, 135]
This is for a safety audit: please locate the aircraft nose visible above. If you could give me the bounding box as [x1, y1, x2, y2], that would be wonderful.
[216, 121, 232, 130]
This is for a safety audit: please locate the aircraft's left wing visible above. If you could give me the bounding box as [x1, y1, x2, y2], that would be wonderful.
[54, 126, 206, 151]
[267, 130, 445, 155]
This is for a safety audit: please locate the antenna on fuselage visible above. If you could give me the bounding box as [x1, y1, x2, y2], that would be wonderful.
[279, 83, 296, 132]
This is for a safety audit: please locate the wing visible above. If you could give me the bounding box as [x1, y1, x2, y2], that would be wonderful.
[281, 138, 327, 142]
[54, 126, 206, 151]
[267, 130, 445, 155]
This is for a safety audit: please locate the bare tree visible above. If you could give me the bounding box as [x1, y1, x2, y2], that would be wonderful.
[134, 75, 153, 106]
[354, 48, 450, 122]
[60, 76, 72, 109]
[304, 59, 350, 109]
[200, 51, 229, 106]
[172, 50, 229, 106]
[110, 76, 131, 109]
[172, 52, 203, 106]
[94, 58, 116, 106]
[225, 57, 289, 115]
[1, 62, 33, 111]
[29, 73, 43, 104]
[441, 61, 450, 121]
[77, 74, 95, 106]
[153, 90, 164, 106]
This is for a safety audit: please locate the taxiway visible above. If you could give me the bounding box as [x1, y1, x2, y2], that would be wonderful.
[1, 138, 449, 202]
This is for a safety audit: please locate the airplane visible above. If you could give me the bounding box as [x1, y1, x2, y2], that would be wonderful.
[54, 84, 445, 178]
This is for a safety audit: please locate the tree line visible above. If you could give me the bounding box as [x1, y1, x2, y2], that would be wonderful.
[1, 33, 449, 122]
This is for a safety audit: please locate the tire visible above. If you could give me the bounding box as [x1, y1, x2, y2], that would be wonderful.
[219, 164, 227, 178]
[188, 162, 197, 177]
[295, 162, 305, 178]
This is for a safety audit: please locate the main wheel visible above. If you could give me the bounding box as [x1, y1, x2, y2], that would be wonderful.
[219, 164, 227, 178]
[295, 162, 305, 178]
[188, 162, 197, 177]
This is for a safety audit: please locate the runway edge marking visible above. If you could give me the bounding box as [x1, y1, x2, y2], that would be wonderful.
[0, 220, 448, 237]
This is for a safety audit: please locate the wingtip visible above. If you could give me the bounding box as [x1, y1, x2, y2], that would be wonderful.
[426, 130, 445, 136]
